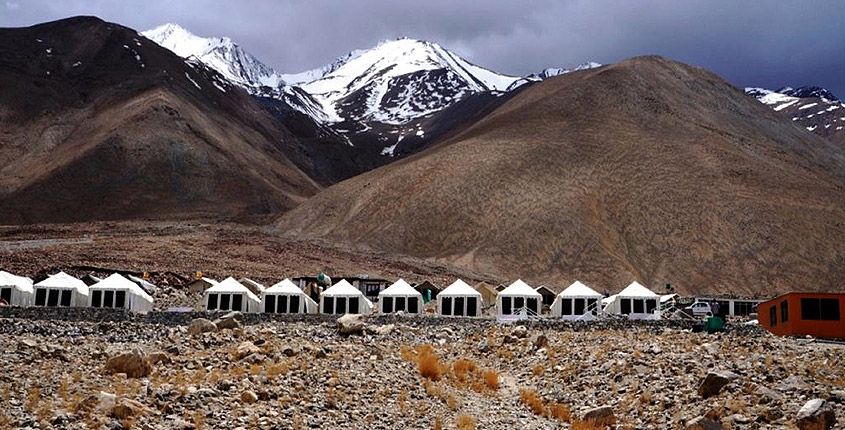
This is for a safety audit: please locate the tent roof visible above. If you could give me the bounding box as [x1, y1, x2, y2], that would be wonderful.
[206, 277, 260, 302]
[660, 293, 679, 303]
[265, 279, 303, 295]
[35, 271, 88, 295]
[379, 279, 422, 297]
[499, 279, 541, 297]
[617, 282, 658, 298]
[322, 279, 364, 296]
[558, 281, 602, 298]
[239, 278, 266, 292]
[0, 270, 33, 293]
[440, 279, 482, 297]
[127, 275, 157, 293]
[90, 273, 154, 303]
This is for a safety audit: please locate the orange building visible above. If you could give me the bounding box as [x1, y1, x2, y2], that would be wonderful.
[758, 292, 845, 340]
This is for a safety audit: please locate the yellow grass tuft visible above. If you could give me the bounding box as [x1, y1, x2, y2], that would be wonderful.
[455, 414, 476, 430]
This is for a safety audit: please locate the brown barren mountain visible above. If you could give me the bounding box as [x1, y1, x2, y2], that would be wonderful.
[0, 17, 320, 224]
[278, 56, 845, 296]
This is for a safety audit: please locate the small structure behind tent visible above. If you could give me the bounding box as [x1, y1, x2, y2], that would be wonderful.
[187, 277, 218, 294]
[534, 285, 557, 309]
[320, 279, 373, 315]
[413, 280, 440, 303]
[262, 279, 318, 314]
[497, 280, 542, 316]
[438, 280, 483, 317]
[603, 282, 660, 320]
[378, 279, 423, 314]
[758, 292, 844, 340]
[89, 273, 154, 313]
[0, 270, 34, 306]
[80, 274, 103, 287]
[33, 272, 89, 307]
[473, 282, 499, 310]
[128, 275, 157, 295]
[552, 281, 602, 320]
[238, 278, 266, 297]
[202, 277, 261, 313]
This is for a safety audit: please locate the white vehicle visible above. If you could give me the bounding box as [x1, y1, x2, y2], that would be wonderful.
[684, 301, 713, 317]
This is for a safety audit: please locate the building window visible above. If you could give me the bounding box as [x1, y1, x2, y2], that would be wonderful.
[734, 301, 754, 316]
[780, 300, 788, 323]
[804, 298, 841, 321]
[769, 306, 777, 326]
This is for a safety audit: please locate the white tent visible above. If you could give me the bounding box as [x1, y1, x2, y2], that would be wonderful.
[551, 281, 603, 320]
[202, 277, 261, 313]
[438, 279, 483, 317]
[497, 279, 542, 316]
[320, 279, 373, 315]
[0, 270, 34, 307]
[262, 279, 318, 314]
[378, 279, 423, 314]
[33, 272, 89, 307]
[89, 273, 154, 313]
[603, 281, 660, 320]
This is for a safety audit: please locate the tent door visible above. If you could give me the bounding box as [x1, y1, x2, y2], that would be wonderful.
[514, 297, 524, 311]
[115, 291, 126, 309]
[502, 297, 512, 315]
[35, 288, 46, 306]
[207, 293, 218, 310]
[563, 299, 572, 315]
[47, 289, 59, 306]
[336, 297, 347, 314]
[466, 297, 477, 316]
[289, 295, 300, 313]
[323, 297, 334, 314]
[220, 294, 230, 311]
[382, 297, 394, 313]
[265, 295, 276, 313]
[0, 288, 10, 303]
[349, 297, 360, 314]
[633, 299, 644, 314]
[232, 294, 243, 312]
[588, 298, 598, 315]
[395, 297, 405, 312]
[621, 298, 632, 315]
[103, 291, 114, 308]
[527, 298, 538, 314]
[60, 290, 72, 307]
[454, 297, 465, 316]
[441, 297, 452, 316]
[278, 295, 288, 314]
[574, 299, 585, 315]
[91, 290, 102, 307]
[408, 297, 418, 313]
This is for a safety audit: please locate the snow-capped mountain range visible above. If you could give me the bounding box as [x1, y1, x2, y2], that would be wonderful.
[746, 86, 844, 144]
[142, 24, 600, 128]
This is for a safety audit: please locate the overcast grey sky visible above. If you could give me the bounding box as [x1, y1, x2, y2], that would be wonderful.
[2, 0, 843, 97]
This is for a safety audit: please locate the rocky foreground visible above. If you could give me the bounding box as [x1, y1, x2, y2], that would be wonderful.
[1, 315, 842, 430]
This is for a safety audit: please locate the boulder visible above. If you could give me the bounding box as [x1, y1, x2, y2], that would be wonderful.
[686, 416, 723, 430]
[241, 390, 258, 404]
[337, 314, 366, 335]
[698, 371, 739, 398]
[533, 334, 549, 349]
[104, 349, 152, 378]
[234, 342, 260, 361]
[512, 325, 528, 338]
[214, 311, 244, 330]
[582, 406, 615, 426]
[187, 318, 217, 336]
[110, 398, 153, 420]
[796, 399, 836, 430]
[146, 351, 172, 366]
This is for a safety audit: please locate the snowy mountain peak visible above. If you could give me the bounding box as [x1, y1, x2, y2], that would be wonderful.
[142, 23, 284, 89]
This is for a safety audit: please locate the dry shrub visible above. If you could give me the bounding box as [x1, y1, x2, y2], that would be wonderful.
[194, 411, 206, 430]
[433, 415, 443, 430]
[455, 414, 476, 430]
[532, 363, 545, 377]
[447, 393, 459, 411]
[519, 389, 546, 416]
[728, 397, 747, 413]
[418, 345, 442, 381]
[250, 363, 262, 375]
[398, 389, 408, 413]
[452, 358, 477, 382]
[497, 347, 514, 360]
[25, 386, 41, 411]
[470, 380, 485, 393]
[267, 361, 290, 378]
[571, 419, 604, 430]
[549, 403, 571, 421]
[639, 392, 653, 405]
[400, 345, 416, 362]
[483, 370, 499, 390]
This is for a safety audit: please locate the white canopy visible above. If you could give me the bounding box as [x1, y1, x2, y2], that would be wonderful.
[203, 277, 261, 313]
[498, 280, 542, 297]
[0, 270, 34, 306]
[551, 281, 603, 319]
[262, 279, 318, 314]
[438, 279, 482, 317]
[34, 272, 89, 307]
[320, 280, 373, 314]
[603, 282, 660, 320]
[378, 279, 423, 314]
[89, 273, 154, 313]
[497, 279, 542, 316]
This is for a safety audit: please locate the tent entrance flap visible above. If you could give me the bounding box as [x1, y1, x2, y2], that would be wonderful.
[207, 293, 218, 310]
[395, 297, 405, 312]
[467, 297, 477, 316]
[265, 296, 276, 313]
[527, 298, 538, 314]
[442, 297, 452, 316]
[323, 297, 334, 314]
[454, 297, 465, 316]
[35, 289, 46, 306]
[383, 297, 394, 313]
[349, 297, 360, 314]
[278, 295, 289, 314]
[408, 297, 418, 313]
[231, 294, 243, 312]
[0, 288, 10, 303]
[502, 297, 512, 315]
[289, 295, 299, 313]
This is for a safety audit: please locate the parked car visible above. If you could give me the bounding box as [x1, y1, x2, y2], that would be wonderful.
[684, 301, 713, 317]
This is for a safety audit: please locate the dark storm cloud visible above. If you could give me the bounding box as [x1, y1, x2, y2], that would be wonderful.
[1, 0, 843, 97]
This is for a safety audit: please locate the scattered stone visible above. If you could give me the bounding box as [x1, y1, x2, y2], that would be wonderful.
[698, 370, 739, 398]
[146, 351, 172, 366]
[234, 341, 260, 361]
[477, 338, 489, 352]
[533, 334, 549, 349]
[796, 399, 836, 430]
[104, 349, 152, 378]
[214, 312, 243, 330]
[241, 390, 258, 404]
[111, 398, 153, 420]
[512, 325, 528, 338]
[582, 405, 615, 426]
[165, 345, 180, 355]
[187, 318, 217, 336]
[337, 314, 366, 335]
[686, 416, 723, 430]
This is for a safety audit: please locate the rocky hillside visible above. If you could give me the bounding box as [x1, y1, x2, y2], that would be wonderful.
[0, 17, 324, 224]
[746, 86, 845, 147]
[278, 56, 845, 297]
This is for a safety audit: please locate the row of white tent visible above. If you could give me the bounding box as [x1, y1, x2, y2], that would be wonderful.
[2, 269, 663, 319]
[0, 271, 154, 313]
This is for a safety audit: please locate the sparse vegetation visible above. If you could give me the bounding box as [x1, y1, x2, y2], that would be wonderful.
[455, 414, 476, 430]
